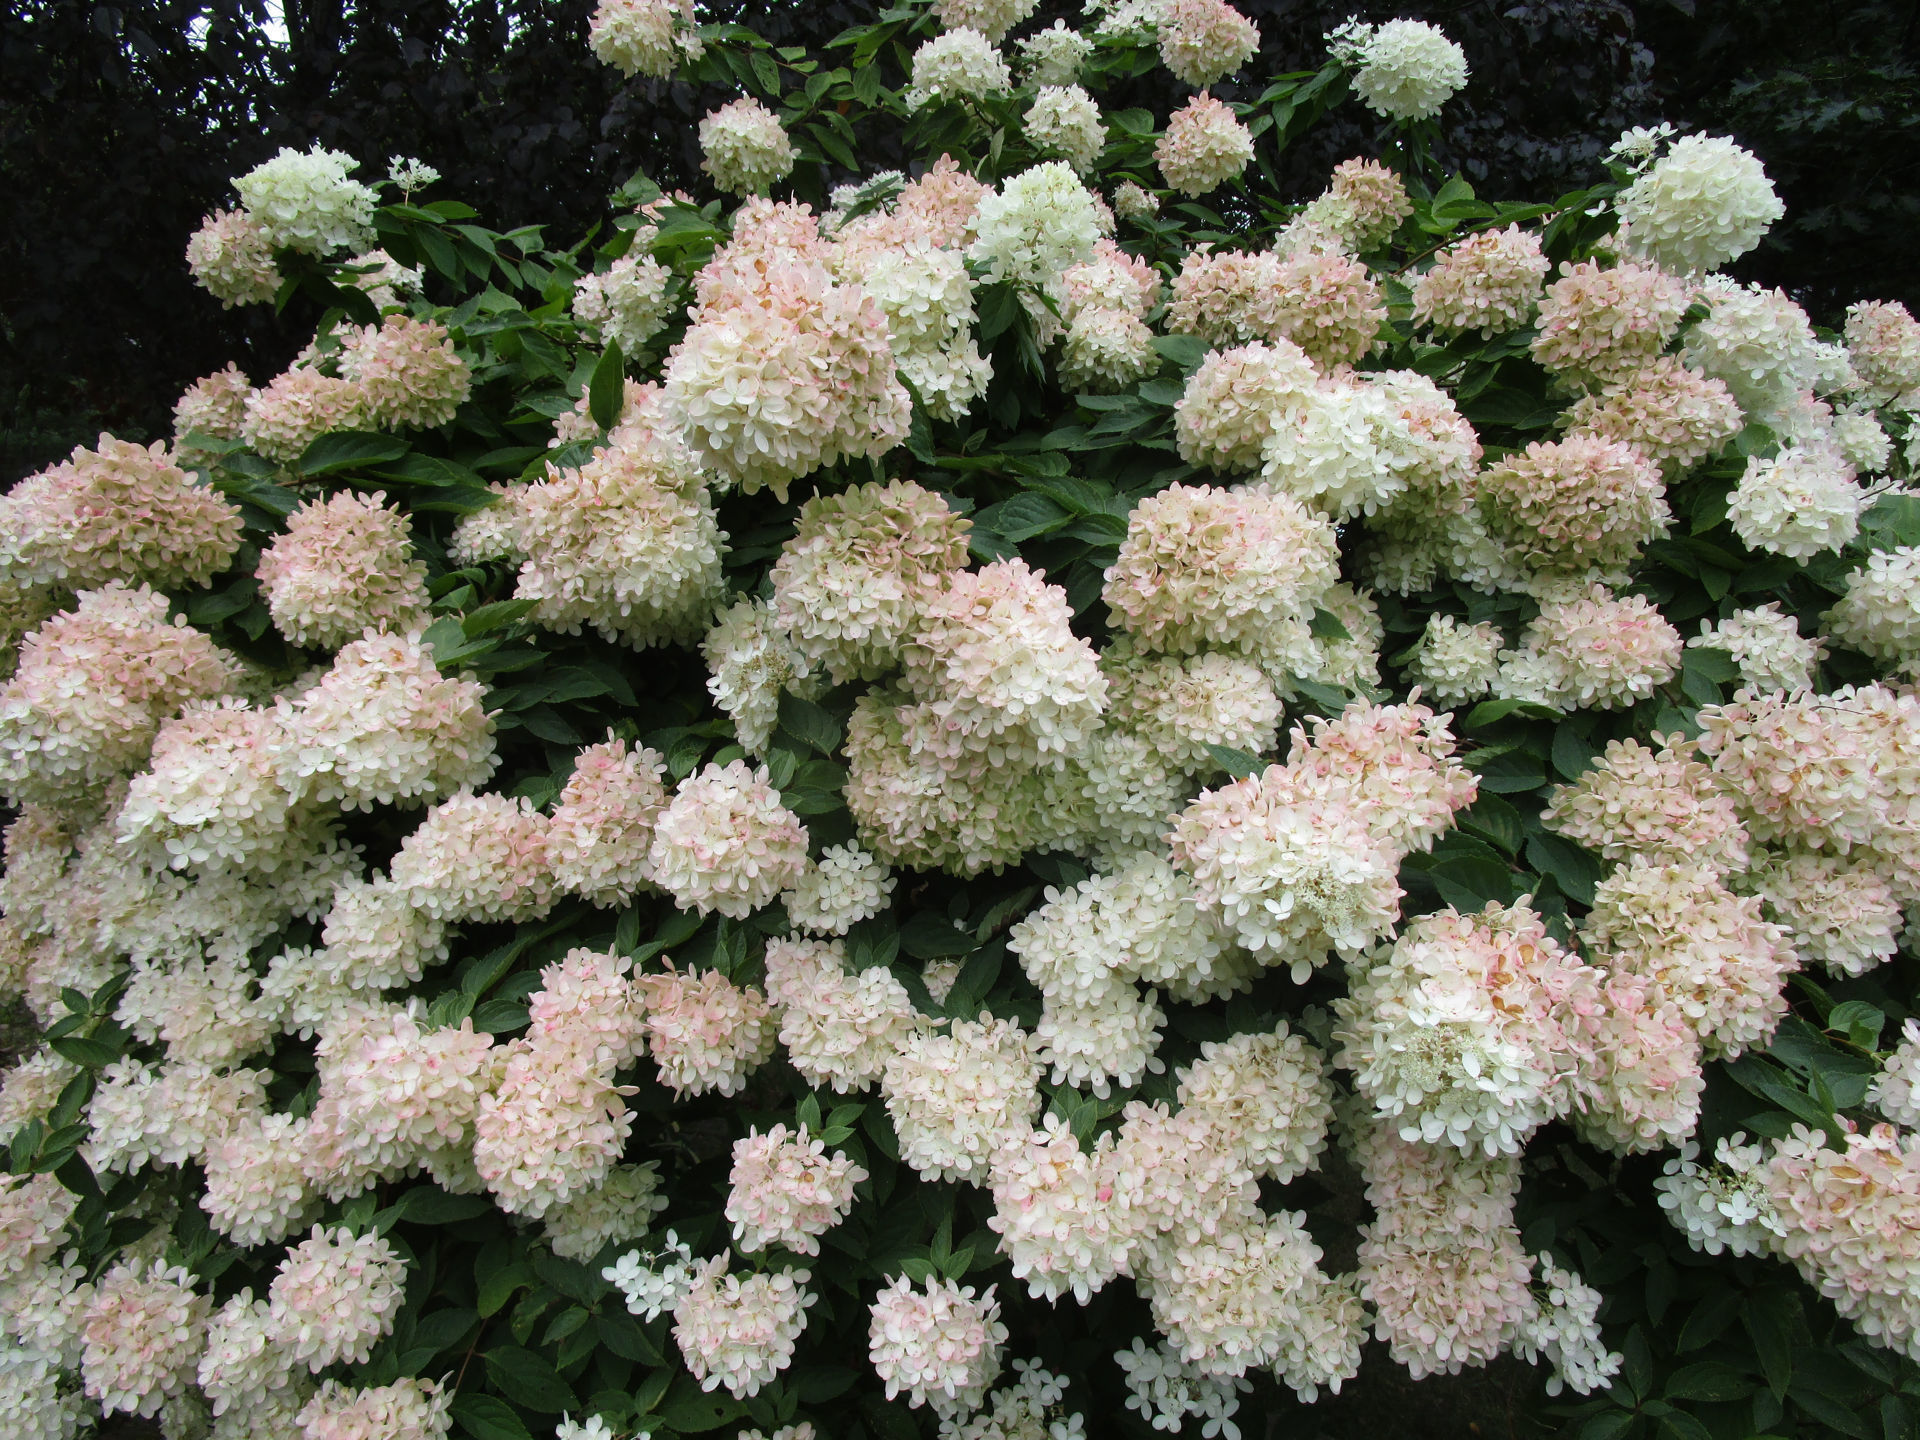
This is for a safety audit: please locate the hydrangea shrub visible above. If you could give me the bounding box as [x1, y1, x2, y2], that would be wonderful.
[5, 3, 1920, 1439]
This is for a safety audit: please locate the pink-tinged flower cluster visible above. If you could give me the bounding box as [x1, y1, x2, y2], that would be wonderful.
[1103, 483, 1339, 662]
[547, 735, 670, 906]
[1176, 1022, 1334, 1182]
[1693, 686, 1888, 851]
[257, 490, 430, 649]
[1413, 225, 1549, 336]
[187, 209, 280, 306]
[1475, 433, 1669, 581]
[1766, 1123, 1920, 1361]
[0, 582, 237, 806]
[634, 965, 776, 1096]
[700, 97, 797, 196]
[1844, 299, 1920, 408]
[587, 0, 702, 77]
[985, 1115, 1134, 1302]
[673, 1260, 815, 1398]
[1155, 96, 1254, 198]
[473, 1037, 632, 1219]
[0, 434, 242, 592]
[266, 1225, 406, 1371]
[171, 363, 253, 462]
[883, 1015, 1042, 1182]
[726, 1123, 868, 1255]
[202, 1111, 320, 1246]
[335, 315, 471, 430]
[1542, 735, 1749, 873]
[1158, 0, 1258, 84]
[573, 251, 675, 355]
[1173, 339, 1319, 473]
[391, 791, 555, 923]
[764, 936, 923, 1093]
[933, 0, 1036, 40]
[273, 630, 495, 810]
[1584, 857, 1796, 1058]
[1530, 259, 1690, 388]
[1563, 357, 1742, 469]
[511, 436, 724, 649]
[241, 368, 367, 464]
[1494, 586, 1682, 712]
[1336, 901, 1600, 1156]
[770, 479, 971, 684]
[868, 1275, 1007, 1418]
[648, 760, 808, 918]
[114, 698, 301, 874]
[1827, 544, 1920, 676]
[1350, 1123, 1535, 1380]
[296, 1377, 451, 1440]
[302, 1003, 496, 1199]
[664, 246, 910, 499]
[79, 1260, 211, 1419]
[1751, 850, 1901, 978]
[902, 559, 1108, 763]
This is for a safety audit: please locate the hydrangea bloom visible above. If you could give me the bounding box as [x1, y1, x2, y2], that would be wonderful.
[968, 162, 1105, 289]
[0, 582, 237, 807]
[771, 479, 972, 683]
[0, 434, 242, 592]
[588, 0, 702, 77]
[905, 29, 1014, 110]
[1617, 132, 1784, 274]
[1845, 300, 1920, 408]
[510, 439, 724, 647]
[296, 1377, 451, 1440]
[1475, 433, 1669, 581]
[79, 1260, 211, 1419]
[241, 368, 366, 463]
[648, 760, 808, 918]
[1531, 260, 1689, 388]
[573, 253, 675, 355]
[1017, 20, 1093, 84]
[1104, 484, 1339, 661]
[700, 98, 797, 195]
[1727, 445, 1863, 560]
[726, 1124, 868, 1255]
[1413, 226, 1549, 336]
[783, 843, 895, 934]
[266, 1226, 406, 1371]
[273, 630, 496, 810]
[883, 1016, 1043, 1182]
[390, 791, 556, 923]
[1543, 735, 1748, 873]
[673, 1260, 814, 1398]
[868, 1276, 1007, 1418]
[1156, 96, 1254, 197]
[1683, 277, 1829, 416]
[1692, 604, 1823, 693]
[1159, 0, 1259, 85]
[172, 363, 253, 462]
[1826, 545, 1920, 675]
[1405, 614, 1504, 706]
[1329, 18, 1469, 123]
[1494, 587, 1682, 712]
[634, 965, 777, 1096]
[257, 490, 429, 649]
[1563, 357, 1742, 469]
[1024, 84, 1106, 173]
[187, 209, 279, 306]
[933, 0, 1037, 41]
[335, 316, 472, 430]
[233, 145, 377, 255]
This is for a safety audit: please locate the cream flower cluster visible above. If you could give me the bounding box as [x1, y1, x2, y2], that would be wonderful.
[1327, 18, 1469, 123]
[588, 0, 703, 77]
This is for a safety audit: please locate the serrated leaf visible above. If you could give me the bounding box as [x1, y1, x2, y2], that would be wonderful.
[777, 692, 842, 756]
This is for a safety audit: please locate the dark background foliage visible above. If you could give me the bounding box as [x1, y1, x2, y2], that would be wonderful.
[2, 0, 1915, 484]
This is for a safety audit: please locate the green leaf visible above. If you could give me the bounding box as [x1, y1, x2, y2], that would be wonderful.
[452, 1393, 534, 1440]
[588, 340, 625, 430]
[1551, 723, 1599, 781]
[462, 599, 539, 636]
[777, 692, 842, 756]
[1665, 1362, 1755, 1403]
[295, 430, 411, 476]
[660, 1378, 746, 1432]
[396, 1186, 494, 1225]
[1743, 1290, 1797, 1400]
[1580, 1413, 1636, 1440]
[1203, 744, 1265, 779]
[796, 1366, 858, 1402]
[900, 912, 975, 960]
[1791, 1386, 1874, 1439]
[1656, 1414, 1718, 1440]
[1151, 334, 1209, 373]
[482, 1345, 575, 1413]
[1828, 1000, 1886, 1049]
[48, 1036, 121, 1069]
[1525, 833, 1602, 906]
